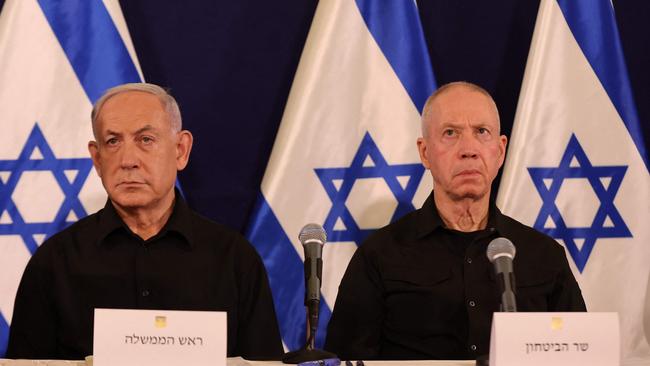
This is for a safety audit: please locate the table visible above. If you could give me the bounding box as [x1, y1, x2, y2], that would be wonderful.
[0, 358, 475, 366]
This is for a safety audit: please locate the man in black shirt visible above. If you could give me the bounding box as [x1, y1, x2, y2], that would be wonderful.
[7, 83, 283, 360]
[325, 82, 586, 360]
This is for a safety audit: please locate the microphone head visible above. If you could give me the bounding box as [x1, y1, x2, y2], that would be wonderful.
[486, 237, 516, 263]
[299, 223, 327, 245]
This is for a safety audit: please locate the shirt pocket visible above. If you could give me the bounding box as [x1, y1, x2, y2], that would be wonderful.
[382, 265, 452, 292]
[381, 265, 454, 334]
[514, 269, 555, 311]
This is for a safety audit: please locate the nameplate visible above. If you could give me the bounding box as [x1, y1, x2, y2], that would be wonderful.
[93, 308, 226, 366]
[489, 312, 619, 366]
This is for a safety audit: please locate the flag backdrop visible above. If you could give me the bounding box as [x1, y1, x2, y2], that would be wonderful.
[246, 0, 436, 350]
[0, 0, 142, 357]
[497, 0, 650, 364]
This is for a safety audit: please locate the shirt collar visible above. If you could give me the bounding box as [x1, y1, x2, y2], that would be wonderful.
[415, 193, 445, 239]
[96, 189, 195, 248]
[415, 191, 503, 238]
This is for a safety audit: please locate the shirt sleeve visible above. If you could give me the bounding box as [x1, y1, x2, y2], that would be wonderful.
[6, 250, 58, 359]
[324, 244, 384, 359]
[233, 239, 284, 360]
[549, 244, 587, 312]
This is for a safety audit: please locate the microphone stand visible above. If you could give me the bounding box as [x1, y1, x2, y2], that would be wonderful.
[282, 300, 337, 364]
[478, 238, 519, 366]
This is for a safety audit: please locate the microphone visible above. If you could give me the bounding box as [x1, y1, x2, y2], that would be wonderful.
[282, 224, 337, 363]
[486, 237, 517, 312]
[299, 223, 326, 346]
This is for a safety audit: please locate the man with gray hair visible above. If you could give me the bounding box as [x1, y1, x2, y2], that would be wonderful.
[325, 82, 585, 360]
[7, 83, 283, 360]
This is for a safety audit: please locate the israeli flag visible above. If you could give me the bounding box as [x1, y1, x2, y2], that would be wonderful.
[0, 0, 142, 357]
[497, 0, 650, 364]
[246, 0, 436, 350]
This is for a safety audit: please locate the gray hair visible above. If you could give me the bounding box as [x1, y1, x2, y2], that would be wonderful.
[421, 81, 500, 137]
[91, 83, 182, 137]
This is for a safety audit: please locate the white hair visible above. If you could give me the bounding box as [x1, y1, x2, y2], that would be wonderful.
[91, 82, 182, 137]
[421, 81, 500, 137]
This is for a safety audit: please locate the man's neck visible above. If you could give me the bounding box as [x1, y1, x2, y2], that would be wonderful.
[433, 190, 490, 232]
[113, 193, 176, 241]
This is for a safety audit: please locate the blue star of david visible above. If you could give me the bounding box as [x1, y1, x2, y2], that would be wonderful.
[0, 123, 93, 254]
[315, 132, 424, 245]
[528, 134, 630, 272]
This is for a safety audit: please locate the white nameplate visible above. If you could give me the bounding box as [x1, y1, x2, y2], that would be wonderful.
[93, 309, 226, 366]
[489, 312, 619, 366]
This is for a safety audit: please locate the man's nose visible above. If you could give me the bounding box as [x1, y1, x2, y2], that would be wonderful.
[118, 142, 140, 169]
[458, 133, 479, 159]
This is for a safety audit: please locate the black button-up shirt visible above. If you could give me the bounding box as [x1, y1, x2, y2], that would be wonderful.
[7, 194, 283, 360]
[325, 193, 586, 360]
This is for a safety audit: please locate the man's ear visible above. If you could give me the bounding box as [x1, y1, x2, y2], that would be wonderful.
[88, 141, 102, 178]
[417, 137, 431, 170]
[176, 130, 194, 171]
[497, 134, 508, 168]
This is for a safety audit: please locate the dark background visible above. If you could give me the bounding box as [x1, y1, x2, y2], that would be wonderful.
[1, 0, 648, 232]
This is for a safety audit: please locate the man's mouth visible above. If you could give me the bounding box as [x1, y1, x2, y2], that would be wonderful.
[456, 169, 481, 177]
[118, 181, 145, 186]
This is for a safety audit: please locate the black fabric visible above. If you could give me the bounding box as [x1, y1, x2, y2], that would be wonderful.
[6, 193, 283, 360]
[325, 192, 586, 360]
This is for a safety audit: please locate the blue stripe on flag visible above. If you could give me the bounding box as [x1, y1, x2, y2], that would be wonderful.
[0, 313, 8, 357]
[354, 0, 436, 113]
[246, 195, 332, 351]
[557, 0, 649, 171]
[37, 0, 141, 104]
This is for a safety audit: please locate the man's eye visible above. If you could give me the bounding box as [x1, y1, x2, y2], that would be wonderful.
[478, 127, 489, 135]
[106, 137, 118, 145]
[444, 129, 455, 136]
[141, 136, 154, 144]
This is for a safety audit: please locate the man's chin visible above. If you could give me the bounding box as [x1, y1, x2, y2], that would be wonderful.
[109, 191, 152, 210]
[447, 186, 489, 201]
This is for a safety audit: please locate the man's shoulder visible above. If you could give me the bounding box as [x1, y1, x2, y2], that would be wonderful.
[497, 212, 558, 246]
[185, 208, 246, 241]
[28, 209, 104, 263]
[360, 207, 423, 252]
[496, 211, 567, 264]
[184, 208, 260, 256]
[46, 208, 100, 240]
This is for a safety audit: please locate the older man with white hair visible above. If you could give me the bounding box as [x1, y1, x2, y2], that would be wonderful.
[7, 83, 283, 360]
[325, 82, 586, 360]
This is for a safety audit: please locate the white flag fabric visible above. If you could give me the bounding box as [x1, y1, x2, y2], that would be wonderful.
[0, 0, 142, 357]
[497, 0, 650, 364]
[246, 0, 436, 350]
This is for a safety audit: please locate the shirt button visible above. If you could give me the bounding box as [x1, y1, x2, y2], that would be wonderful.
[141, 289, 150, 297]
[470, 344, 477, 351]
[466, 257, 473, 264]
[469, 300, 476, 307]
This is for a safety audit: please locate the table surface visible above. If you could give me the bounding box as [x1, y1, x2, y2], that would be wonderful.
[245, 361, 475, 366]
[0, 357, 476, 366]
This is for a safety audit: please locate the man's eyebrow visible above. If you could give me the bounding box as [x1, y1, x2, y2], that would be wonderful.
[134, 125, 157, 135]
[105, 125, 158, 136]
[438, 121, 463, 128]
[439, 121, 495, 128]
[104, 129, 122, 137]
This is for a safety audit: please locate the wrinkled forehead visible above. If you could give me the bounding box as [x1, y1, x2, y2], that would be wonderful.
[99, 91, 165, 115]
[95, 92, 170, 131]
[427, 87, 500, 129]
